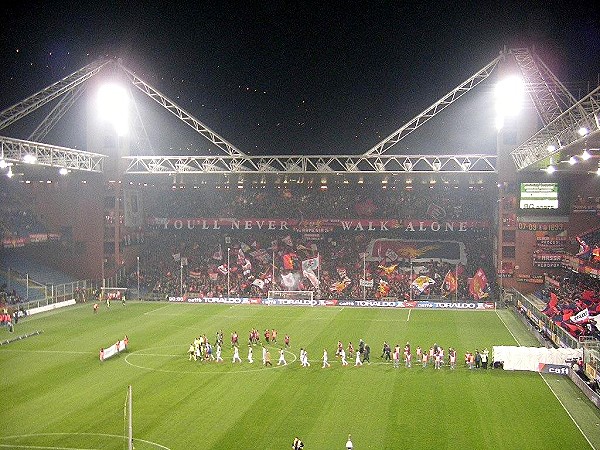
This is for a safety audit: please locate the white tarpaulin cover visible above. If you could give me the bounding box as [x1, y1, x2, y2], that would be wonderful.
[492, 346, 582, 372]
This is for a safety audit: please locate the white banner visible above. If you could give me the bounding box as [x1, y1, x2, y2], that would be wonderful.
[100, 338, 128, 361]
[570, 308, 589, 323]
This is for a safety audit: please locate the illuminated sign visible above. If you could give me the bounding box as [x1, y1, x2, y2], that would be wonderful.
[519, 183, 558, 210]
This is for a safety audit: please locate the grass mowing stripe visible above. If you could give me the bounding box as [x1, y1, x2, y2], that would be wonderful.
[2, 303, 599, 449]
[539, 373, 598, 450]
[496, 307, 599, 449]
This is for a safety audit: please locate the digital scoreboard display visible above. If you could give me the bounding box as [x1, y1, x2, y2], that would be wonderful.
[519, 182, 559, 210]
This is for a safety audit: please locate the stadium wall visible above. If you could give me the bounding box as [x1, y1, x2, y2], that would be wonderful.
[18, 177, 104, 279]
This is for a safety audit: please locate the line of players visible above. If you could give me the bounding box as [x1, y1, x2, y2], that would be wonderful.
[187, 331, 488, 370]
[187, 329, 292, 365]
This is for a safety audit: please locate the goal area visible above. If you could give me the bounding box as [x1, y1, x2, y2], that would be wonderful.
[101, 287, 128, 300]
[267, 290, 314, 302]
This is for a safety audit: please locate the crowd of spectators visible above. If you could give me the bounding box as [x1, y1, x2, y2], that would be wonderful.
[145, 182, 496, 221]
[128, 228, 495, 301]
[0, 284, 22, 306]
[539, 272, 600, 338]
[0, 181, 48, 241]
[129, 181, 499, 300]
[575, 228, 600, 264]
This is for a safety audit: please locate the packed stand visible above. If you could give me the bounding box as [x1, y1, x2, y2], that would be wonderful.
[146, 183, 496, 221]
[540, 272, 600, 338]
[128, 228, 495, 301]
[0, 180, 50, 243]
[574, 228, 600, 264]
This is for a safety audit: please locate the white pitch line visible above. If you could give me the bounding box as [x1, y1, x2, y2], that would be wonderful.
[496, 309, 595, 450]
[0, 445, 98, 450]
[407, 309, 411, 322]
[143, 305, 171, 315]
[0, 433, 170, 450]
[539, 373, 597, 450]
[495, 310, 521, 346]
[0, 349, 94, 355]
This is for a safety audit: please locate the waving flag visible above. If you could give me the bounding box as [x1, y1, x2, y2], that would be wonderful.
[443, 270, 458, 293]
[378, 280, 390, 296]
[576, 236, 591, 258]
[302, 257, 320, 272]
[549, 291, 559, 308]
[412, 275, 434, 293]
[283, 252, 299, 270]
[378, 263, 398, 276]
[237, 248, 246, 264]
[281, 272, 299, 289]
[469, 268, 489, 300]
[302, 256, 320, 288]
[242, 259, 252, 276]
[330, 279, 350, 293]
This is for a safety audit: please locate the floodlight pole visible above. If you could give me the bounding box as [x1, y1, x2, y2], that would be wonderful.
[26, 273, 29, 300]
[136, 256, 140, 300]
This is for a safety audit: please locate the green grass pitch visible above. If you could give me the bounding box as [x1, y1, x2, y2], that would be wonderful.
[2, 301, 600, 449]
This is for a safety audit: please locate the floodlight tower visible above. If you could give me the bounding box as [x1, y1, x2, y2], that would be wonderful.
[494, 51, 537, 295]
[86, 69, 134, 287]
[494, 47, 577, 294]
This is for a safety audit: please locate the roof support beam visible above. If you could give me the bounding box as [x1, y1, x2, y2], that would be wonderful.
[0, 136, 106, 173]
[123, 153, 496, 175]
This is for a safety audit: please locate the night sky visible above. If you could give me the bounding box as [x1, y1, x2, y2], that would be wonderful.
[0, 1, 599, 157]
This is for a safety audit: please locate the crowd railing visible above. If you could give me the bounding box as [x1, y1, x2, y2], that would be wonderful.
[509, 288, 580, 349]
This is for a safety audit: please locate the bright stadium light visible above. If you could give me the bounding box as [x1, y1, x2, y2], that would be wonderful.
[23, 154, 37, 164]
[97, 83, 129, 136]
[581, 150, 591, 160]
[59, 167, 69, 175]
[495, 75, 525, 130]
[578, 126, 589, 137]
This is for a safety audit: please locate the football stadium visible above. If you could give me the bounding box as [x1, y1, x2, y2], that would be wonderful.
[1, 45, 600, 450]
